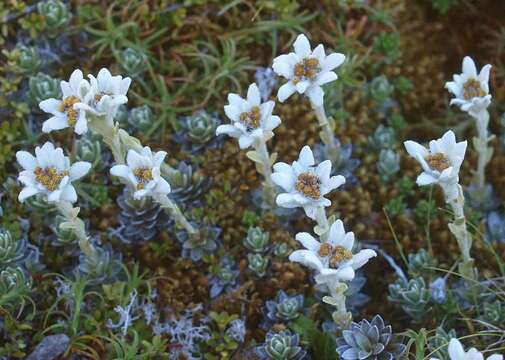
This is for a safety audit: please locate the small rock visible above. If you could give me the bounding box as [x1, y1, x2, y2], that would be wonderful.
[26, 334, 70, 360]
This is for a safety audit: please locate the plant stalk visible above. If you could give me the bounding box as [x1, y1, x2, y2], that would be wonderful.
[313, 104, 341, 167]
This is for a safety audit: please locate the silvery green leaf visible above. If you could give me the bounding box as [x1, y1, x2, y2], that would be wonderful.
[246, 150, 262, 163]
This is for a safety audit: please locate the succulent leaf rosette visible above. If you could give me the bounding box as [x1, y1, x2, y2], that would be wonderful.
[336, 315, 406, 360]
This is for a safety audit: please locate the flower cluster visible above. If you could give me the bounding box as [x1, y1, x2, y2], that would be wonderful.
[290, 220, 376, 285]
[404, 130, 467, 202]
[445, 56, 491, 116]
[217, 83, 281, 149]
[110, 147, 171, 200]
[16, 142, 91, 203]
[272, 145, 345, 219]
[40, 68, 131, 134]
[273, 34, 345, 106]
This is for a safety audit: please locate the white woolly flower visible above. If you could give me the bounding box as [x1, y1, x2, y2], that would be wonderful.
[404, 130, 467, 202]
[271, 145, 345, 219]
[445, 56, 492, 115]
[430, 338, 502, 360]
[272, 34, 345, 106]
[217, 83, 281, 149]
[16, 142, 91, 203]
[289, 220, 377, 283]
[88, 68, 131, 120]
[39, 69, 95, 135]
[110, 147, 171, 200]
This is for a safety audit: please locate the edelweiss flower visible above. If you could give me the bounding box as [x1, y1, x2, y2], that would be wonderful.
[110, 147, 171, 200]
[430, 338, 502, 360]
[289, 220, 377, 283]
[445, 56, 492, 115]
[16, 142, 91, 203]
[272, 34, 345, 106]
[88, 68, 131, 120]
[217, 83, 281, 149]
[404, 130, 467, 202]
[271, 145, 345, 219]
[39, 69, 95, 135]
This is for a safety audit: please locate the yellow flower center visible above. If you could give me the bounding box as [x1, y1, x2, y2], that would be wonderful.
[463, 78, 486, 100]
[317, 243, 353, 267]
[239, 106, 261, 131]
[318, 243, 333, 257]
[34, 167, 69, 191]
[425, 153, 450, 172]
[133, 167, 153, 190]
[295, 172, 321, 200]
[58, 96, 80, 126]
[293, 58, 320, 84]
[329, 245, 353, 267]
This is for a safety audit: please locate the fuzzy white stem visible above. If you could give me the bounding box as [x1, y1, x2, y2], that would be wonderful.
[157, 195, 198, 236]
[322, 279, 351, 329]
[313, 104, 341, 166]
[255, 139, 277, 208]
[56, 201, 98, 263]
[470, 108, 491, 190]
[444, 184, 476, 280]
[315, 206, 330, 241]
[90, 116, 178, 181]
